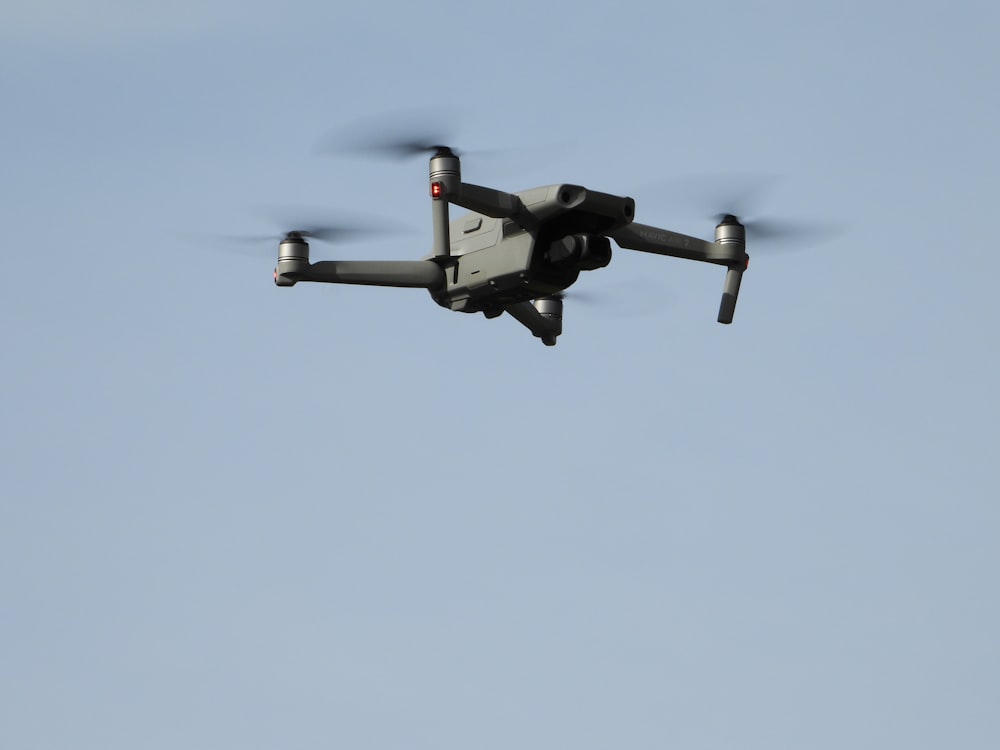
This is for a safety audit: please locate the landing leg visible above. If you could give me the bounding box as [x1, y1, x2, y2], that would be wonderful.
[505, 297, 563, 346]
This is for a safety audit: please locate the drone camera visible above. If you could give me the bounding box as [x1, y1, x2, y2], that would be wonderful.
[575, 234, 612, 270]
[547, 234, 612, 270]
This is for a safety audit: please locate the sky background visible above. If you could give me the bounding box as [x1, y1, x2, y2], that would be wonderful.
[2, 1, 998, 748]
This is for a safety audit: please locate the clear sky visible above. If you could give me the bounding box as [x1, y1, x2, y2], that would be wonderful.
[2, 1, 997, 748]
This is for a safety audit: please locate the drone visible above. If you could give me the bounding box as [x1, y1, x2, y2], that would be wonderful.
[274, 144, 752, 346]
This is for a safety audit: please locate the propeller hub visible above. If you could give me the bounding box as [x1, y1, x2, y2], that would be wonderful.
[429, 148, 462, 196]
[278, 234, 310, 261]
[715, 216, 746, 246]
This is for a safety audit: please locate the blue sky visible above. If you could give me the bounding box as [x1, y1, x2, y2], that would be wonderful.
[2, 2, 998, 748]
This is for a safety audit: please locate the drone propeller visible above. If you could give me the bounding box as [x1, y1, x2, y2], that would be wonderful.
[317, 108, 462, 160]
[278, 224, 375, 242]
[317, 108, 537, 163]
[217, 223, 386, 246]
[199, 211, 408, 259]
[644, 174, 841, 249]
[711, 214, 835, 243]
[554, 278, 673, 317]
[333, 135, 461, 160]
[554, 289, 595, 304]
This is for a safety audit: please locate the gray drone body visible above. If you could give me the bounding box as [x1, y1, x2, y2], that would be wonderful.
[274, 147, 748, 346]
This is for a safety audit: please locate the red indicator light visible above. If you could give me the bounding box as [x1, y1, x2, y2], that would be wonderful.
[430, 181, 444, 199]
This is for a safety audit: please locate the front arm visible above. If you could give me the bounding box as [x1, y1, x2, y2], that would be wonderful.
[610, 221, 749, 324]
[276, 260, 446, 289]
[609, 223, 742, 266]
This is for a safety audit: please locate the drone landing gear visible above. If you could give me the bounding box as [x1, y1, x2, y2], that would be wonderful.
[505, 295, 563, 346]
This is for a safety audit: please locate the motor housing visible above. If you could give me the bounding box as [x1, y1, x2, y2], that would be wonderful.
[275, 236, 310, 287]
[532, 295, 563, 347]
[714, 215, 747, 324]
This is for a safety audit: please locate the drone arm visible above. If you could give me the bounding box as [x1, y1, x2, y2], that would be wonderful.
[453, 183, 532, 225]
[302, 260, 446, 289]
[611, 222, 749, 324]
[609, 223, 737, 265]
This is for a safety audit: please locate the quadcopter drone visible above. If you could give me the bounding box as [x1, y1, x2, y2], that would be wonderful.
[274, 145, 750, 346]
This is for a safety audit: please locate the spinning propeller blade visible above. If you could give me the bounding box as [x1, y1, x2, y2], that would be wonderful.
[202, 211, 407, 257]
[713, 216, 835, 243]
[217, 223, 385, 246]
[555, 278, 673, 317]
[317, 108, 533, 164]
[645, 174, 842, 249]
[278, 224, 376, 242]
[317, 108, 460, 159]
